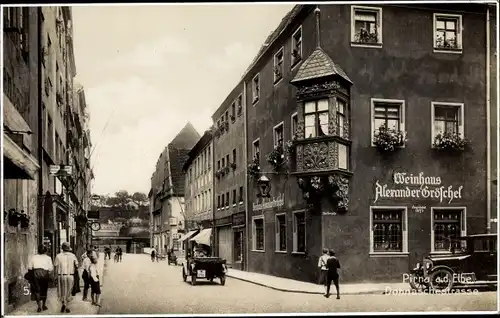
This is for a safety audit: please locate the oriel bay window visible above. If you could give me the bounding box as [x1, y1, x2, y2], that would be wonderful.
[370, 207, 408, 254]
[431, 208, 466, 253]
[304, 99, 329, 138]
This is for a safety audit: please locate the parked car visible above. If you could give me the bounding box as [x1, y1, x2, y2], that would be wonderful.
[409, 233, 497, 292]
[182, 256, 227, 286]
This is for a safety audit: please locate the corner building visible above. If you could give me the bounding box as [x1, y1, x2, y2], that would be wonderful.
[244, 3, 496, 284]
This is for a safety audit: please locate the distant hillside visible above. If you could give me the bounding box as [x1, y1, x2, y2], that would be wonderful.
[90, 205, 150, 224]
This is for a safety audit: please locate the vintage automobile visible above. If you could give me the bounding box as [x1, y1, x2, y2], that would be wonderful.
[182, 256, 227, 286]
[409, 233, 497, 292]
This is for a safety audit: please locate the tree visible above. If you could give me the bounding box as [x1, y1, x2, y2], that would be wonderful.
[131, 192, 148, 206]
[106, 190, 130, 207]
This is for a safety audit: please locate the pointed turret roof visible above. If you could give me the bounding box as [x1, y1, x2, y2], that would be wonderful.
[291, 47, 352, 84]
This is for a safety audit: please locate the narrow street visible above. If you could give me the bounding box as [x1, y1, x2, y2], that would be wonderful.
[99, 254, 497, 314]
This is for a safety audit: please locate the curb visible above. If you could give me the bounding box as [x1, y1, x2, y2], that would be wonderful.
[226, 274, 390, 296]
[96, 258, 109, 315]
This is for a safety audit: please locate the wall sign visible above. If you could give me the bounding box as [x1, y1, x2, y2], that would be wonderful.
[374, 172, 463, 204]
[215, 216, 232, 227]
[232, 212, 246, 226]
[253, 194, 284, 211]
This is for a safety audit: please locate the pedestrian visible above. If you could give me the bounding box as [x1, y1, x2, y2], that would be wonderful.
[104, 246, 110, 260]
[155, 246, 160, 262]
[27, 244, 53, 312]
[93, 245, 100, 260]
[81, 250, 93, 301]
[54, 242, 79, 313]
[325, 249, 341, 299]
[317, 248, 330, 295]
[117, 246, 123, 262]
[89, 256, 102, 307]
[151, 246, 156, 262]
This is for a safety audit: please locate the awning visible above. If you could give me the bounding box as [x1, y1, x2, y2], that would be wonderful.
[178, 230, 198, 242]
[190, 228, 212, 246]
[3, 134, 39, 180]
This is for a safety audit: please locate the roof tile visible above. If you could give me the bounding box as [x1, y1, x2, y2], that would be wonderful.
[291, 47, 352, 84]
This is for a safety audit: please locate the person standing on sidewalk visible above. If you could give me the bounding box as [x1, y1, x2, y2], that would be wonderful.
[81, 250, 93, 301]
[89, 256, 102, 307]
[325, 249, 341, 299]
[317, 248, 330, 295]
[117, 246, 123, 262]
[151, 246, 157, 262]
[54, 242, 79, 313]
[27, 244, 53, 312]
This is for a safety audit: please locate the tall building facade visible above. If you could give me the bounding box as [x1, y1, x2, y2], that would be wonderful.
[150, 123, 200, 255]
[183, 130, 214, 231]
[3, 5, 94, 313]
[237, 3, 497, 284]
[212, 83, 248, 269]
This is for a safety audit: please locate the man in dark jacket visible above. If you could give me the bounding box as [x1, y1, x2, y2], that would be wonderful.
[325, 249, 341, 299]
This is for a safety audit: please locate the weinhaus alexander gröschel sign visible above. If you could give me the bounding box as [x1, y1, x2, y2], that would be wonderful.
[374, 172, 464, 204]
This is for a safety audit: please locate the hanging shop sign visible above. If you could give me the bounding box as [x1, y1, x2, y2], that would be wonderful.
[374, 172, 463, 204]
[253, 193, 284, 211]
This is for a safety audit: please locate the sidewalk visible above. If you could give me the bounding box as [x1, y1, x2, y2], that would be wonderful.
[9, 253, 108, 316]
[225, 269, 410, 295]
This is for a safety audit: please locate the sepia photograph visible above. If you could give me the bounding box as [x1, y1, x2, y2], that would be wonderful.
[1, 1, 499, 316]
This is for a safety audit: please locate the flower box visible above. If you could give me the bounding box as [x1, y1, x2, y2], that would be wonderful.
[7, 209, 21, 227]
[230, 115, 236, 123]
[20, 213, 30, 228]
[224, 122, 229, 131]
[230, 162, 237, 170]
[373, 124, 406, 152]
[247, 156, 261, 178]
[433, 132, 469, 152]
[266, 146, 285, 170]
[354, 29, 378, 44]
[237, 105, 242, 116]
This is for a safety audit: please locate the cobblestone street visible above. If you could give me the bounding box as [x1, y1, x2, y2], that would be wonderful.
[99, 254, 497, 314]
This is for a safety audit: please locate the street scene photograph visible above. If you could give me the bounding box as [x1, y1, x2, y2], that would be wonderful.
[2, 1, 499, 315]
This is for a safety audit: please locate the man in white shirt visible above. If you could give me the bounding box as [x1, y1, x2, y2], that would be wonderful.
[317, 248, 330, 296]
[28, 244, 54, 312]
[54, 242, 78, 313]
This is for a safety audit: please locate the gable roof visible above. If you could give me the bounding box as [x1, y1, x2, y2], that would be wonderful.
[291, 47, 352, 84]
[168, 147, 191, 196]
[169, 122, 200, 150]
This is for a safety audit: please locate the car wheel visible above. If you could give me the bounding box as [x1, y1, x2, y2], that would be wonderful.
[191, 275, 197, 286]
[409, 275, 427, 292]
[182, 268, 187, 282]
[429, 268, 454, 292]
[220, 275, 226, 286]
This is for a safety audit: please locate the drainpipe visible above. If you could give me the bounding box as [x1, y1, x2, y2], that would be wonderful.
[243, 80, 249, 271]
[486, 6, 492, 233]
[37, 7, 44, 246]
[212, 140, 216, 257]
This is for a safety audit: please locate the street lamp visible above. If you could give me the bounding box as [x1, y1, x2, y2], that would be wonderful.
[257, 175, 271, 198]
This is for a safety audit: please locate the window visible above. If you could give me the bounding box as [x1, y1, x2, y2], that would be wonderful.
[433, 13, 462, 52]
[225, 111, 229, 123]
[221, 157, 225, 168]
[226, 192, 229, 207]
[252, 139, 260, 161]
[217, 160, 220, 171]
[275, 214, 287, 252]
[273, 122, 284, 149]
[207, 146, 211, 168]
[239, 186, 244, 203]
[293, 211, 306, 253]
[231, 102, 236, 121]
[217, 195, 220, 209]
[338, 144, 348, 170]
[226, 154, 229, 167]
[431, 102, 464, 145]
[351, 6, 382, 47]
[252, 216, 265, 251]
[337, 99, 347, 137]
[291, 112, 298, 139]
[232, 149, 236, 165]
[291, 26, 302, 68]
[252, 74, 260, 103]
[232, 189, 237, 205]
[274, 47, 284, 84]
[237, 94, 243, 116]
[304, 99, 329, 138]
[431, 208, 466, 253]
[370, 207, 408, 254]
[371, 99, 405, 145]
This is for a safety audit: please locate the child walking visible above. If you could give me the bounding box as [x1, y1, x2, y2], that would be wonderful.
[89, 256, 101, 307]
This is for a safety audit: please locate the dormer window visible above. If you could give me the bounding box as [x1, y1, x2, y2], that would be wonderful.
[304, 99, 329, 138]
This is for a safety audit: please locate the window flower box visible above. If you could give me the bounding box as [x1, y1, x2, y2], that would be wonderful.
[223, 166, 230, 175]
[216, 170, 222, 179]
[247, 156, 261, 178]
[218, 125, 225, 135]
[230, 162, 237, 170]
[266, 145, 285, 170]
[237, 105, 242, 116]
[224, 121, 229, 131]
[436, 38, 458, 50]
[7, 209, 21, 227]
[373, 124, 407, 152]
[284, 139, 296, 159]
[20, 212, 30, 228]
[433, 131, 469, 152]
[355, 29, 378, 44]
[231, 115, 236, 123]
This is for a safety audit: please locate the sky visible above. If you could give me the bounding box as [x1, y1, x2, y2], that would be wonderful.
[71, 4, 294, 196]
